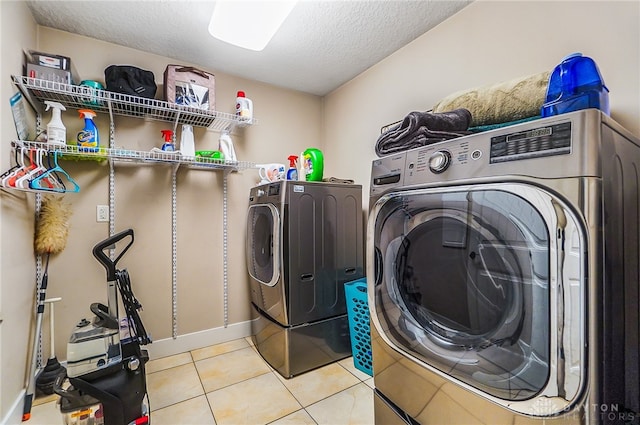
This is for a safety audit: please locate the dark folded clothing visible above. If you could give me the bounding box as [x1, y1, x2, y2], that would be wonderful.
[375, 108, 472, 157]
[322, 177, 355, 184]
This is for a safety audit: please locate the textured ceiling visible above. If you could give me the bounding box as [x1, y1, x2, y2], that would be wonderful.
[26, 0, 472, 96]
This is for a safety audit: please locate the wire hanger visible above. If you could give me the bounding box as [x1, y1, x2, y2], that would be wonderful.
[0, 147, 23, 187]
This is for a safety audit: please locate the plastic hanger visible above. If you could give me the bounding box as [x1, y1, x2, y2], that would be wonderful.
[31, 151, 80, 193]
[15, 148, 55, 190]
[5, 147, 36, 188]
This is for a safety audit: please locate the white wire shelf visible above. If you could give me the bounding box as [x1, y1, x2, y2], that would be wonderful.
[12, 75, 256, 131]
[11, 141, 257, 171]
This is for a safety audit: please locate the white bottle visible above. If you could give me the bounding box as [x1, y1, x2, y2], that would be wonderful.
[180, 124, 196, 157]
[44, 101, 67, 145]
[218, 130, 237, 162]
[235, 91, 253, 122]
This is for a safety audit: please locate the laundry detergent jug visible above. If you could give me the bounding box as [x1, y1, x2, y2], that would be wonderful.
[302, 148, 323, 181]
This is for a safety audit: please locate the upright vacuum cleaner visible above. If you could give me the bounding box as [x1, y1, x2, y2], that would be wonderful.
[54, 229, 152, 425]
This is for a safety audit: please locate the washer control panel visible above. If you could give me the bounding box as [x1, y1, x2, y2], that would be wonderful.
[490, 121, 572, 163]
[371, 114, 578, 194]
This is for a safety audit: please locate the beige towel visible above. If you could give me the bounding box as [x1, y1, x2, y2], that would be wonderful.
[432, 71, 551, 127]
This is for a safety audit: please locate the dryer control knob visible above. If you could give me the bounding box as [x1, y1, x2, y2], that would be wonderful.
[257, 189, 265, 197]
[429, 150, 451, 173]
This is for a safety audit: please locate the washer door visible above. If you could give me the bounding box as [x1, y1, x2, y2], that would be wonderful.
[370, 184, 585, 415]
[247, 204, 280, 287]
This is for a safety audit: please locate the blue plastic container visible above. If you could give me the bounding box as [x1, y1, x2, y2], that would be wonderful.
[344, 278, 372, 376]
[541, 53, 610, 117]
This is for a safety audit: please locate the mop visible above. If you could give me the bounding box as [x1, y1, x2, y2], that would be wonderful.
[22, 195, 72, 421]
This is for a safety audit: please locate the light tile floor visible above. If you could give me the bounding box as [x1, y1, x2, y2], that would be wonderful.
[30, 336, 375, 425]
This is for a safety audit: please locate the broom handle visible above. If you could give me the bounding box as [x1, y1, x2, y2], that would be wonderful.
[22, 254, 50, 421]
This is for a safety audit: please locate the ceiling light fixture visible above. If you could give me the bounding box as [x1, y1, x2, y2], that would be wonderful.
[208, 0, 298, 52]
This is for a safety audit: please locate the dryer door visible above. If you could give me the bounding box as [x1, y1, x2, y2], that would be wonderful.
[247, 203, 285, 323]
[369, 183, 585, 416]
[247, 203, 280, 287]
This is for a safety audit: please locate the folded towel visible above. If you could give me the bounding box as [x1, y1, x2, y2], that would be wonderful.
[432, 71, 550, 127]
[322, 177, 355, 184]
[468, 116, 541, 133]
[375, 108, 472, 157]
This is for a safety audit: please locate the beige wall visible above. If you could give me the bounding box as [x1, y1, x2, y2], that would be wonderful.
[323, 1, 640, 198]
[1, 1, 38, 422]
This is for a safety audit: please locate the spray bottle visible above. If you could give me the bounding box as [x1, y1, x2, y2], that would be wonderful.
[77, 109, 99, 152]
[44, 101, 67, 146]
[286, 155, 298, 180]
[180, 125, 195, 157]
[161, 130, 175, 152]
[218, 130, 237, 162]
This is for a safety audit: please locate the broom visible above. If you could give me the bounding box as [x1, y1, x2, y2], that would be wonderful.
[22, 195, 72, 422]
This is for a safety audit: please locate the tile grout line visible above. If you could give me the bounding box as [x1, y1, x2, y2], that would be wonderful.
[148, 339, 371, 424]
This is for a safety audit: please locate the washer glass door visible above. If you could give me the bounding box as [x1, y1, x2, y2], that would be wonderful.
[372, 186, 561, 402]
[247, 204, 280, 286]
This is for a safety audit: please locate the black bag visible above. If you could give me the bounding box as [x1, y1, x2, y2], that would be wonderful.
[104, 65, 157, 99]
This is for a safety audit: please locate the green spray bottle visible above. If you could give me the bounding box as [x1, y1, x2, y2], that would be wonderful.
[302, 148, 324, 181]
[77, 109, 99, 152]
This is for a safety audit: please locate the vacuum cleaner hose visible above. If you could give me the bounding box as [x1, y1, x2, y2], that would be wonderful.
[116, 269, 151, 346]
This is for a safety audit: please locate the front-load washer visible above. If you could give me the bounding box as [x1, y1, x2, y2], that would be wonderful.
[368, 109, 639, 424]
[247, 180, 364, 378]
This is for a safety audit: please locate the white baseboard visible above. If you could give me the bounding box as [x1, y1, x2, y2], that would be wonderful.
[1, 389, 25, 425]
[145, 319, 255, 359]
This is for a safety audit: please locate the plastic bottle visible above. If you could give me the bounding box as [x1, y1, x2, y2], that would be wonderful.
[541, 52, 610, 117]
[298, 150, 305, 180]
[235, 91, 253, 122]
[302, 148, 324, 181]
[180, 125, 195, 157]
[44, 101, 66, 146]
[77, 109, 99, 152]
[218, 130, 237, 162]
[161, 130, 175, 151]
[286, 155, 298, 180]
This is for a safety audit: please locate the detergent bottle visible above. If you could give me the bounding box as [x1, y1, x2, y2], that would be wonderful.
[235, 91, 253, 122]
[218, 130, 237, 162]
[77, 109, 99, 152]
[44, 101, 66, 146]
[302, 148, 324, 181]
[286, 155, 298, 180]
[161, 130, 175, 151]
[180, 125, 195, 157]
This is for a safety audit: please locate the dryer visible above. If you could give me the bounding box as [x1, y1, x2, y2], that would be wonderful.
[247, 180, 364, 378]
[368, 109, 639, 424]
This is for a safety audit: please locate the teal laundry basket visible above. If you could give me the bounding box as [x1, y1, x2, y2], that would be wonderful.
[344, 278, 373, 376]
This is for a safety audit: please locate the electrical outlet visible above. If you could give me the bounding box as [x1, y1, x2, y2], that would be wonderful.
[96, 205, 109, 222]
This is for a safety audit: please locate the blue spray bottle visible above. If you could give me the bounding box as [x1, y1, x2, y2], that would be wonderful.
[286, 155, 298, 180]
[77, 109, 99, 152]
